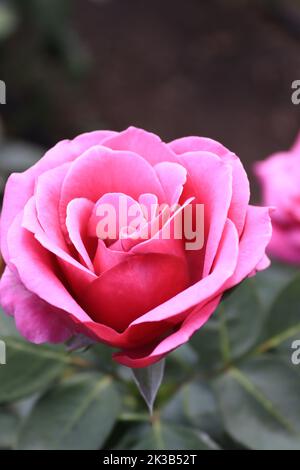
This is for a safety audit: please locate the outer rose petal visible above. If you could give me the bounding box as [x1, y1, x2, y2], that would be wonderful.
[169, 136, 231, 157]
[225, 205, 273, 289]
[35, 163, 71, 250]
[72, 130, 118, 152]
[0, 267, 22, 316]
[102, 126, 178, 166]
[254, 254, 271, 272]
[7, 212, 92, 323]
[0, 268, 72, 343]
[169, 136, 250, 236]
[179, 151, 232, 279]
[6, 212, 134, 348]
[1, 131, 115, 263]
[222, 153, 250, 236]
[114, 296, 221, 368]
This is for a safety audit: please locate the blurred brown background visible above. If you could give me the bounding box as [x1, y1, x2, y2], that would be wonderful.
[0, 0, 300, 199]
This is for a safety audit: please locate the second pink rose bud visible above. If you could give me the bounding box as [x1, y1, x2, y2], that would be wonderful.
[255, 134, 300, 265]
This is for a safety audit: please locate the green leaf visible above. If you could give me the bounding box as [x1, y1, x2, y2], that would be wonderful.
[214, 356, 300, 450]
[162, 379, 223, 439]
[254, 262, 298, 311]
[190, 278, 264, 373]
[82, 342, 117, 374]
[255, 273, 300, 357]
[132, 360, 165, 414]
[0, 409, 19, 448]
[132, 423, 220, 450]
[169, 344, 198, 369]
[17, 373, 121, 450]
[0, 338, 67, 404]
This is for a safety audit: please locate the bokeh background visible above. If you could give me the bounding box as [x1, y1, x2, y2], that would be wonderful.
[0, 0, 300, 452]
[1, 0, 300, 197]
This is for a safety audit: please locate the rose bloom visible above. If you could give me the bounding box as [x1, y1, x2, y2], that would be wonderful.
[255, 134, 300, 265]
[0, 127, 272, 367]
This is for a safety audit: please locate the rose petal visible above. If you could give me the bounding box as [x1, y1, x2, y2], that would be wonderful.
[222, 153, 250, 236]
[225, 205, 273, 289]
[59, 146, 165, 235]
[0, 267, 72, 343]
[1, 131, 115, 263]
[7, 212, 92, 323]
[169, 136, 249, 236]
[22, 196, 42, 234]
[154, 162, 187, 206]
[129, 199, 192, 259]
[138, 193, 158, 220]
[169, 135, 230, 157]
[66, 198, 95, 271]
[127, 218, 238, 328]
[35, 163, 71, 250]
[22, 197, 96, 292]
[73, 130, 117, 151]
[102, 126, 178, 165]
[82, 253, 190, 332]
[82, 218, 238, 350]
[93, 239, 129, 273]
[179, 151, 232, 279]
[35, 231, 96, 294]
[88, 193, 145, 242]
[0, 267, 22, 316]
[114, 296, 221, 367]
[248, 254, 271, 277]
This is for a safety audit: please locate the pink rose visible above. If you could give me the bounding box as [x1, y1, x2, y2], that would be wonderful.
[0, 127, 272, 367]
[255, 134, 300, 265]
